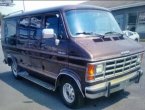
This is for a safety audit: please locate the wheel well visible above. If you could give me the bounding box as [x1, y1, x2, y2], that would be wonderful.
[135, 38, 139, 41]
[7, 57, 13, 66]
[57, 75, 75, 86]
[56, 74, 85, 97]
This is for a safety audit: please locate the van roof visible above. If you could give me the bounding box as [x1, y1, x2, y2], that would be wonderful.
[4, 5, 109, 19]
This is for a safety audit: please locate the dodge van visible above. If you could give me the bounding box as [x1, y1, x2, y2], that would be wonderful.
[1, 5, 144, 108]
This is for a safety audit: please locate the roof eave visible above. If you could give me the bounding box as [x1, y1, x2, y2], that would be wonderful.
[110, 2, 145, 11]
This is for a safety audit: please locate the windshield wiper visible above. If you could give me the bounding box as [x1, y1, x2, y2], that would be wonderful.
[105, 31, 123, 36]
[75, 32, 105, 38]
[75, 32, 92, 35]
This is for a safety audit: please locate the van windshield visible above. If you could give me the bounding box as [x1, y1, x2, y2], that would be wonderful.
[65, 10, 122, 37]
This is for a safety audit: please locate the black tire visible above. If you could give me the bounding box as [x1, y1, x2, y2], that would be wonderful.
[135, 38, 139, 42]
[11, 59, 21, 79]
[60, 78, 84, 109]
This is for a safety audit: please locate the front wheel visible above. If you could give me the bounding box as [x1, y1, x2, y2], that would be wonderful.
[135, 38, 139, 42]
[11, 60, 21, 79]
[60, 79, 84, 109]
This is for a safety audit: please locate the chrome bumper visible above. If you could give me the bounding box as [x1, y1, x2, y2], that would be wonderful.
[85, 70, 143, 99]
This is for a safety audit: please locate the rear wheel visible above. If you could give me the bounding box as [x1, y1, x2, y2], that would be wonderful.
[11, 60, 21, 79]
[60, 78, 84, 109]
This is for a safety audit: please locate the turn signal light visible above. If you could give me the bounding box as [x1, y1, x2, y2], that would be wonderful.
[87, 64, 95, 81]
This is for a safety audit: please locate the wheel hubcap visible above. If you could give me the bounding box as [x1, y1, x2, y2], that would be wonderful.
[63, 83, 75, 103]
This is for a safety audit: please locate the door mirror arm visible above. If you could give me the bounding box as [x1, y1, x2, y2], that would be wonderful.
[55, 38, 60, 46]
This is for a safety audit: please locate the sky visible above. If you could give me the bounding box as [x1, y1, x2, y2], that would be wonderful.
[0, 1, 85, 15]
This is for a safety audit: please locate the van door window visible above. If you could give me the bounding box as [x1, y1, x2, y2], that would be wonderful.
[30, 16, 42, 40]
[19, 17, 29, 39]
[45, 14, 66, 39]
[29, 16, 42, 49]
[45, 14, 59, 37]
[17, 17, 29, 48]
[5, 19, 17, 46]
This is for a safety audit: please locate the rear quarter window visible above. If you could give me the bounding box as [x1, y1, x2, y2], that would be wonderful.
[4, 19, 17, 45]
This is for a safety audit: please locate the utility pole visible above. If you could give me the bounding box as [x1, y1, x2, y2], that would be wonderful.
[23, 0, 25, 11]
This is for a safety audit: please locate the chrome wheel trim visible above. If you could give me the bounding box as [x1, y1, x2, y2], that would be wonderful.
[63, 83, 75, 103]
[11, 61, 17, 77]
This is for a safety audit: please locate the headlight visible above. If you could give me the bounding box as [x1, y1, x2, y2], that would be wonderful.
[137, 55, 141, 63]
[96, 63, 104, 74]
[86, 63, 105, 81]
[137, 53, 144, 64]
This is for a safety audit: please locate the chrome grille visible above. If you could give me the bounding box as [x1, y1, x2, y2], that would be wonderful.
[105, 54, 140, 78]
[94, 53, 141, 80]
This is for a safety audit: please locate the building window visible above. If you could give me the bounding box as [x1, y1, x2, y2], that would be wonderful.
[136, 12, 145, 34]
[127, 13, 137, 32]
[138, 12, 145, 24]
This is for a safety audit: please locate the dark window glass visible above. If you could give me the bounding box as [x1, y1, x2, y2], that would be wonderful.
[30, 16, 42, 28]
[45, 15, 59, 36]
[5, 20, 17, 38]
[128, 13, 137, 25]
[19, 17, 29, 39]
[127, 13, 137, 32]
[30, 16, 42, 39]
[45, 14, 66, 39]
[5, 19, 17, 45]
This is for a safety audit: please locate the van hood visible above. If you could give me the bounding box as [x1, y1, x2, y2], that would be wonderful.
[72, 37, 144, 61]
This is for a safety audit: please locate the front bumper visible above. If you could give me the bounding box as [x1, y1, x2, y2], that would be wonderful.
[85, 70, 143, 99]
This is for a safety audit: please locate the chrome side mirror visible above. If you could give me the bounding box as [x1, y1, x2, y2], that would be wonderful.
[42, 28, 55, 39]
[42, 28, 60, 46]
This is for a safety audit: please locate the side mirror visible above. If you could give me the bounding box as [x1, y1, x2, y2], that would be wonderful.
[42, 28, 60, 46]
[42, 28, 55, 39]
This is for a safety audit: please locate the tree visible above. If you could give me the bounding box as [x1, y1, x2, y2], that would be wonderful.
[0, 12, 2, 25]
[0, 13, 5, 25]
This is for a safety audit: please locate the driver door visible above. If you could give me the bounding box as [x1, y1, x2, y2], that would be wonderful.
[41, 13, 68, 79]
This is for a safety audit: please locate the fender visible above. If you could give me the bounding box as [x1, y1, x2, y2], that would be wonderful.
[55, 68, 85, 97]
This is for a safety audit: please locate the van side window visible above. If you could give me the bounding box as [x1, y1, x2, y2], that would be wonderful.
[45, 15, 59, 36]
[19, 17, 29, 39]
[30, 16, 42, 40]
[45, 14, 66, 39]
[5, 19, 17, 45]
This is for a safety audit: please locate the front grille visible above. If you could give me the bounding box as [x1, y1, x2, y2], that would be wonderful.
[95, 53, 141, 80]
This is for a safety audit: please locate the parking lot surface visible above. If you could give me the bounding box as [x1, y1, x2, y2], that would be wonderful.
[0, 42, 145, 110]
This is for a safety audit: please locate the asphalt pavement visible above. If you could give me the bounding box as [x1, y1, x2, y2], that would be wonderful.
[0, 42, 145, 110]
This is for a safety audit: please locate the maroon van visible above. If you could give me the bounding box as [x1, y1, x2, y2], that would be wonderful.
[1, 5, 144, 108]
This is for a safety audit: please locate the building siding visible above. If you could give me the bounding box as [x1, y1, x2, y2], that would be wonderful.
[112, 5, 145, 39]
